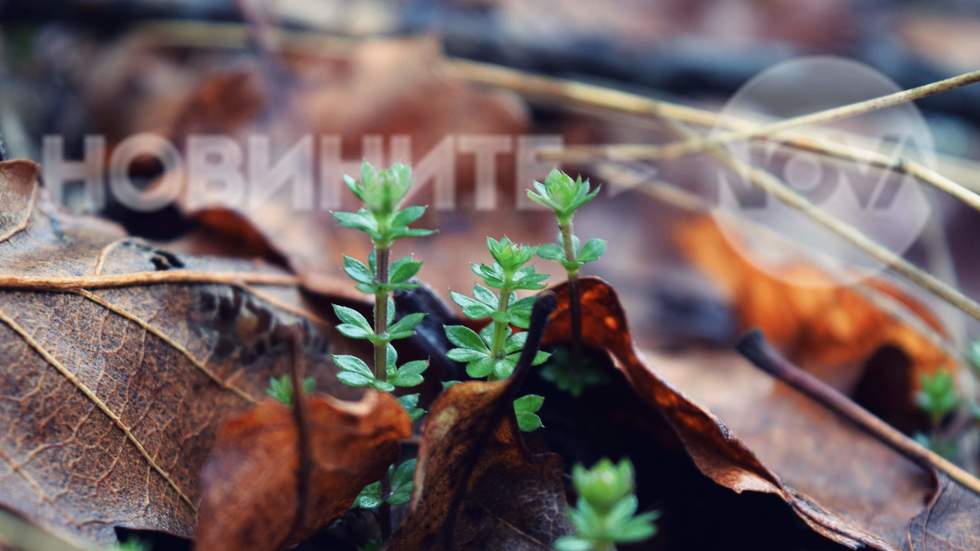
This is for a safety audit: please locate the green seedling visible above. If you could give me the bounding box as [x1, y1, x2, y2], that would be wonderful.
[330, 161, 434, 408]
[354, 458, 417, 509]
[555, 458, 657, 551]
[444, 236, 550, 430]
[530, 169, 608, 396]
[916, 371, 959, 427]
[329, 161, 434, 537]
[265, 375, 316, 406]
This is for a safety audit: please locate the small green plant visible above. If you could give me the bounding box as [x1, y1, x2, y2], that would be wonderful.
[445, 237, 550, 380]
[540, 348, 609, 397]
[529, 169, 604, 340]
[513, 393, 545, 432]
[354, 458, 417, 509]
[914, 370, 960, 460]
[443, 236, 550, 431]
[329, 161, 433, 536]
[265, 374, 315, 405]
[529, 169, 608, 396]
[916, 371, 959, 427]
[330, 161, 434, 408]
[555, 458, 657, 551]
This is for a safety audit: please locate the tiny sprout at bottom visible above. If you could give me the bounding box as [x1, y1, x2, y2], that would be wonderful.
[555, 458, 658, 551]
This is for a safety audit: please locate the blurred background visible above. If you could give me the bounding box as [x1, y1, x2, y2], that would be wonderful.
[1, 0, 979, 411]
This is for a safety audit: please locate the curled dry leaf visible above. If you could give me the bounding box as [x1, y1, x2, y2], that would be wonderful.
[546, 277, 980, 550]
[673, 216, 956, 399]
[194, 391, 410, 551]
[387, 380, 570, 551]
[0, 160, 354, 544]
[389, 293, 570, 551]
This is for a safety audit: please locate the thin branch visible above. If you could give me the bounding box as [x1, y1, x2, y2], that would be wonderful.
[646, 109, 980, 323]
[449, 60, 980, 211]
[0, 271, 300, 291]
[287, 329, 312, 544]
[736, 330, 980, 495]
[647, 69, 980, 162]
[707, 148, 980, 322]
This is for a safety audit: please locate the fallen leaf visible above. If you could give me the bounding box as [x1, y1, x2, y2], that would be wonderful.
[194, 391, 410, 551]
[673, 216, 956, 401]
[547, 276, 980, 550]
[0, 160, 355, 544]
[386, 380, 570, 551]
[389, 294, 570, 551]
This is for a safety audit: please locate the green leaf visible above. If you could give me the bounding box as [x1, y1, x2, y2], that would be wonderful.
[451, 291, 496, 319]
[514, 394, 544, 432]
[508, 296, 535, 329]
[532, 350, 551, 366]
[354, 481, 382, 509]
[391, 360, 428, 387]
[333, 354, 376, 388]
[447, 347, 489, 363]
[338, 371, 373, 387]
[472, 262, 506, 288]
[265, 375, 315, 405]
[390, 226, 436, 240]
[504, 331, 527, 354]
[515, 411, 543, 432]
[398, 393, 426, 421]
[389, 312, 426, 340]
[391, 205, 426, 227]
[466, 357, 495, 378]
[536, 242, 564, 262]
[472, 284, 497, 306]
[444, 325, 488, 351]
[387, 459, 417, 505]
[493, 358, 516, 379]
[916, 371, 959, 425]
[514, 393, 544, 413]
[336, 323, 374, 340]
[341, 255, 375, 285]
[332, 209, 376, 235]
[616, 511, 659, 542]
[511, 266, 550, 290]
[370, 379, 396, 392]
[541, 347, 608, 397]
[577, 238, 606, 264]
[332, 304, 373, 332]
[442, 380, 461, 390]
[390, 256, 423, 284]
[553, 536, 592, 551]
[386, 343, 398, 373]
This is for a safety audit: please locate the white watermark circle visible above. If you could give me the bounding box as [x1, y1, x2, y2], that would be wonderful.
[710, 56, 935, 287]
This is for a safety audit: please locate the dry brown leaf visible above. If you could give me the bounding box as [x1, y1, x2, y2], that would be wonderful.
[194, 392, 410, 551]
[673, 216, 956, 398]
[387, 379, 570, 551]
[549, 277, 979, 551]
[0, 160, 355, 544]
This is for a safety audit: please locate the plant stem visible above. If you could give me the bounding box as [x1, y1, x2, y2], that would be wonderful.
[371, 246, 393, 538]
[489, 283, 513, 375]
[558, 221, 582, 353]
[373, 247, 390, 380]
[287, 331, 311, 540]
